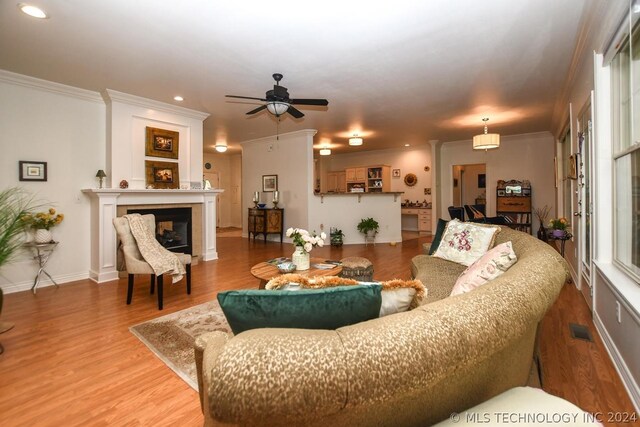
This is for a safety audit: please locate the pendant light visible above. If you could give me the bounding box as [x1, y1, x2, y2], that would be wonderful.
[473, 118, 500, 150]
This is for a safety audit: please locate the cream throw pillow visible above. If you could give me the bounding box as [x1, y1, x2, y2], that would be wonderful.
[432, 219, 500, 266]
[450, 241, 517, 296]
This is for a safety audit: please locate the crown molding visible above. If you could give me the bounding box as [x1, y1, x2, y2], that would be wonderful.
[102, 89, 210, 121]
[0, 69, 103, 103]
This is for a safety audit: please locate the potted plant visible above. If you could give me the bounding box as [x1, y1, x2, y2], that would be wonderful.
[549, 217, 570, 238]
[21, 207, 64, 243]
[357, 217, 379, 239]
[0, 188, 35, 267]
[330, 228, 344, 247]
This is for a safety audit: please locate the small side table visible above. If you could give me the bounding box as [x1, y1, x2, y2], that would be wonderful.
[547, 232, 572, 257]
[24, 241, 59, 294]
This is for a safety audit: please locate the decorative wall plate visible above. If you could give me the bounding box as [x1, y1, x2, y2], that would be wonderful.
[404, 173, 417, 187]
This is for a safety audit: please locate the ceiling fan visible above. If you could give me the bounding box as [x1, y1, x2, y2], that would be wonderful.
[225, 73, 329, 119]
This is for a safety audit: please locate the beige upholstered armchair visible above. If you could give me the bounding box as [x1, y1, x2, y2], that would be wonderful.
[112, 214, 191, 310]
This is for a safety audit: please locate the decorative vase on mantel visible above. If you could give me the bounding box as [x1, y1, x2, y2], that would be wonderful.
[551, 229, 566, 239]
[34, 229, 53, 244]
[292, 246, 310, 271]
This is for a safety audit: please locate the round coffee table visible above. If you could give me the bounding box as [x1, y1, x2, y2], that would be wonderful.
[251, 258, 342, 289]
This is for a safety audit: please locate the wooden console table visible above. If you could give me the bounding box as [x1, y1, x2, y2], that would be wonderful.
[248, 208, 284, 242]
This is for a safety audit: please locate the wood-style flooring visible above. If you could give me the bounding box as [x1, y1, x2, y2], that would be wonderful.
[0, 233, 636, 426]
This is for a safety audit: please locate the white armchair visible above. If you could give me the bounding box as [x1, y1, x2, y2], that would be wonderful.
[113, 214, 191, 310]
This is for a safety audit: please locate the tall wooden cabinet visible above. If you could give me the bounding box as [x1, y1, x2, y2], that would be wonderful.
[496, 180, 532, 234]
[248, 208, 284, 242]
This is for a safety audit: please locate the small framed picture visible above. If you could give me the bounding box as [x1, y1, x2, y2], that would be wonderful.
[19, 161, 47, 181]
[262, 174, 278, 192]
[392, 169, 401, 178]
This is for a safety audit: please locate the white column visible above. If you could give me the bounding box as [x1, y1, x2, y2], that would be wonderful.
[202, 192, 219, 261]
[87, 191, 120, 283]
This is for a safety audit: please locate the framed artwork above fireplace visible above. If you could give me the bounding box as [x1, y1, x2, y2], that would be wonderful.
[145, 160, 180, 189]
[145, 126, 179, 159]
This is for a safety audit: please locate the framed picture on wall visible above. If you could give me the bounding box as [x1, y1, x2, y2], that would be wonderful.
[392, 168, 401, 177]
[145, 127, 179, 159]
[145, 160, 180, 189]
[568, 155, 578, 179]
[478, 173, 486, 188]
[262, 174, 278, 192]
[19, 161, 47, 181]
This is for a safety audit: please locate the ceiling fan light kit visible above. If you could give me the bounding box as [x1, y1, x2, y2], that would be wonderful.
[226, 73, 328, 120]
[473, 118, 500, 150]
[266, 101, 290, 116]
[348, 135, 363, 146]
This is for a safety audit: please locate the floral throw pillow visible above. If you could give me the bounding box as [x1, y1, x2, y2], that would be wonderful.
[432, 219, 500, 266]
[450, 241, 517, 296]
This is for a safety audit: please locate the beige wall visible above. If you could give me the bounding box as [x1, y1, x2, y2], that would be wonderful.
[0, 76, 105, 293]
[203, 152, 242, 228]
[439, 132, 555, 223]
[240, 130, 315, 239]
[318, 145, 433, 203]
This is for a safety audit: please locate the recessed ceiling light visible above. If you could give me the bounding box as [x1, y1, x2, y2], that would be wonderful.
[173, 96, 184, 102]
[18, 3, 48, 18]
[404, 144, 410, 147]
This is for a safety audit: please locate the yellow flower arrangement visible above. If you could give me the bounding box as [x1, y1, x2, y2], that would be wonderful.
[549, 217, 569, 231]
[22, 208, 64, 230]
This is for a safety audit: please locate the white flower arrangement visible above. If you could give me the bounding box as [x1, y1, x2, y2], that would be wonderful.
[286, 227, 326, 253]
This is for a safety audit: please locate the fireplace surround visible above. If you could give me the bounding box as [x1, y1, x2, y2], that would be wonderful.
[83, 188, 223, 283]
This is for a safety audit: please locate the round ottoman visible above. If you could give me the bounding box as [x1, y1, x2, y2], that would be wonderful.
[339, 257, 374, 282]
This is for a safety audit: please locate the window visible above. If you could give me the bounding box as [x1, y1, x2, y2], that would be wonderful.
[611, 13, 640, 281]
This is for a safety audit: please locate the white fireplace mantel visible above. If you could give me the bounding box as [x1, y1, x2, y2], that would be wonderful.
[82, 188, 223, 283]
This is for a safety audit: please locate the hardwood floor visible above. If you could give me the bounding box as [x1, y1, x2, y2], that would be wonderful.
[0, 235, 636, 426]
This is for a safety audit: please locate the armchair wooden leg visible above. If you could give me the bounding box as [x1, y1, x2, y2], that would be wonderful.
[127, 274, 134, 305]
[157, 274, 164, 310]
[150, 275, 155, 295]
[186, 264, 192, 295]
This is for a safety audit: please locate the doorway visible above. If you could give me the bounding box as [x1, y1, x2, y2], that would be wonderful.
[452, 164, 487, 218]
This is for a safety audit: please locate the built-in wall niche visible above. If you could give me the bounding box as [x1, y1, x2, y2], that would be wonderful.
[127, 207, 192, 254]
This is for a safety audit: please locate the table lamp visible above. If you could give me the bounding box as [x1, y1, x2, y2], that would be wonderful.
[96, 170, 107, 189]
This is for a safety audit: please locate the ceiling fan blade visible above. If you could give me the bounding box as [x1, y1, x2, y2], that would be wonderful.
[246, 105, 267, 115]
[226, 95, 267, 101]
[290, 98, 329, 106]
[287, 106, 305, 119]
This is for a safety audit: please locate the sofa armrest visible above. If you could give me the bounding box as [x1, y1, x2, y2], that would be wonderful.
[194, 331, 230, 414]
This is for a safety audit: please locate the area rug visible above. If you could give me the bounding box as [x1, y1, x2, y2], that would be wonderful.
[130, 300, 231, 390]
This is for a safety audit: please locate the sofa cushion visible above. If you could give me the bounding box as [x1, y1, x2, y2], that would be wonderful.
[217, 285, 382, 334]
[433, 219, 500, 266]
[411, 255, 466, 304]
[429, 218, 449, 255]
[451, 241, 518, 296]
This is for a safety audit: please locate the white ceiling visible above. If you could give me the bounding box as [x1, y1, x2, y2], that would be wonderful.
[0, 0, 588, 154]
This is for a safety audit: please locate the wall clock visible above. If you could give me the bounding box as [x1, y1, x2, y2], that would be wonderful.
[404, 173, 417, 187]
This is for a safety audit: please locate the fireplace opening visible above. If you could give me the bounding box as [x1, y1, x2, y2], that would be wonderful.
[127, 207, 192, 254]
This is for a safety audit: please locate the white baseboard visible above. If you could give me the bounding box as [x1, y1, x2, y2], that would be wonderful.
[593, 312, 640, 413]
[1, 271, 90, 294]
